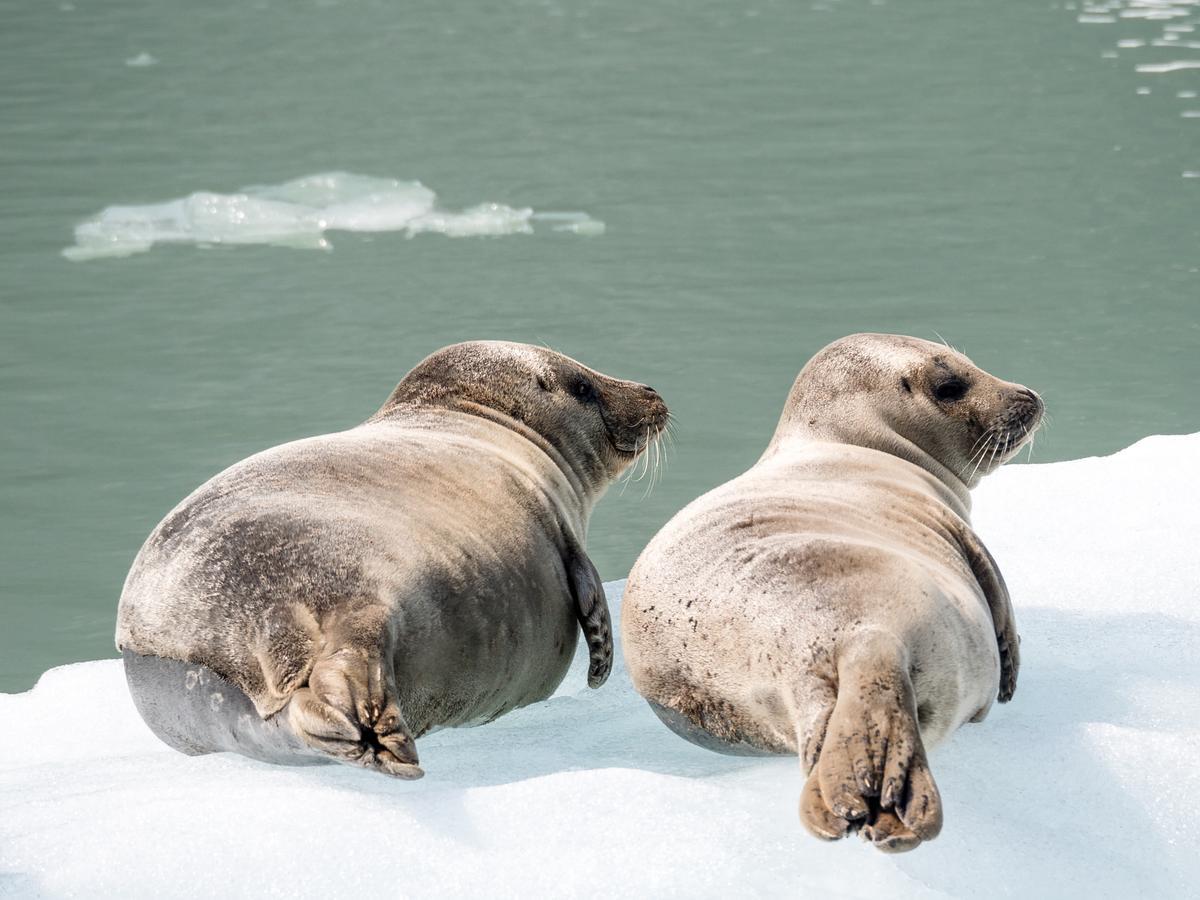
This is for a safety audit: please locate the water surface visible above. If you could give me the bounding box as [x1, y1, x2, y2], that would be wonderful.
[2, 0, 1197, 690]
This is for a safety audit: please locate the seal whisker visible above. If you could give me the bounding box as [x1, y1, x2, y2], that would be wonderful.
[968, 431, 997, 482]
[642, 434, 661, 499]
[931, 330, 960, 354]
[965, 448, 986, 484]
[961, 428, 996, 482]
[619, 456, 636, 494]
[654, 426, 669, 486]
[1021, 421, 1037, 463]
[967, 427, 996, 456]
[662, 417, 678, 458]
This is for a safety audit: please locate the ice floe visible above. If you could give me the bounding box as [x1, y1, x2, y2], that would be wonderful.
[62, 172, 604, 261]
[1, 434, 1198, 897]
[123, 52, 158, 68]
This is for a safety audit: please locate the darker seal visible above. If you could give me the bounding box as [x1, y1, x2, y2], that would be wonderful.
[118, 341, 668, 778]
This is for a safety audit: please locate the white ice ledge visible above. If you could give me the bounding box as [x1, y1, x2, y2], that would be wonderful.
[62, 171, 604, 260]
[2, 434, 1199, 897]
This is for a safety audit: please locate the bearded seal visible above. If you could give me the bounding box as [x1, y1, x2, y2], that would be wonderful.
[117, 341, 668, 779]
[621, 334, 1042, 852]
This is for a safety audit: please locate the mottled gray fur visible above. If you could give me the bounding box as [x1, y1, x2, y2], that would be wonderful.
[118, 341, 668, 778]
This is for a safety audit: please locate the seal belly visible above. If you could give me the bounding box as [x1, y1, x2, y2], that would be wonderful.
[122, 649, 322, 765]
[392, 571, 580, 735]
[646, 700, 787, 757]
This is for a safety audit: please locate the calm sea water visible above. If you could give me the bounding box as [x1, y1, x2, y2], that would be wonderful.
[2, 0, 1197, 691]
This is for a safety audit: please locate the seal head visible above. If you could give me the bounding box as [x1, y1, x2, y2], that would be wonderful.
[769, 333, 1044, 500]
[378, 341, 668, 503]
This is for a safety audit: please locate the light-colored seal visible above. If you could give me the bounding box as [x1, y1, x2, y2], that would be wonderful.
[117, 341, 668, 779]
[621, 334, 1042, 852]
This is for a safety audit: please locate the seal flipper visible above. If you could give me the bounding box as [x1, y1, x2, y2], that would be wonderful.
[798, 631, 943, 853]
[958, 526, 1020, 703]
[568, 546, 612, 688]
[285, 606, 424, 779]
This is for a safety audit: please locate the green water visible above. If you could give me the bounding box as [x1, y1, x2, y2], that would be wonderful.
[2, 0, 1197, 691]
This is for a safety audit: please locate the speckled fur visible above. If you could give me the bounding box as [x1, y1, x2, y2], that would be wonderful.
[117, 341, 667, 776]
[622, 334, 1041, 852]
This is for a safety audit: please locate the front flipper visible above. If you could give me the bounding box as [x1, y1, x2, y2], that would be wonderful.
[568, 546, 612, 688]
[958, 526, 1020, 703]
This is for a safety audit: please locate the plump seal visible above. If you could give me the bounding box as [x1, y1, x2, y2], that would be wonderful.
[621, 334, 1042, 852]
[117, 341, 668, 779]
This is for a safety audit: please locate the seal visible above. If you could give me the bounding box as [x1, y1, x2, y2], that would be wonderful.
[117, 341, 668, 779]
[621, 334, 1042, 852]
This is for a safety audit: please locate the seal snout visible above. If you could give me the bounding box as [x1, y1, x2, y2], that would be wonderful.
[602, 380, 670, 454]
[988, 385, 1044, 455]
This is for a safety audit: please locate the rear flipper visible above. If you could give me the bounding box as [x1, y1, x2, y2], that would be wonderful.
[281, 607, 423, 780]
[124, 605, 423, 780]
[798, 632, 943, 853]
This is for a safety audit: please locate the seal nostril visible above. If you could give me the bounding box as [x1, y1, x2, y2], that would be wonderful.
[1014, 388, 1043, 413]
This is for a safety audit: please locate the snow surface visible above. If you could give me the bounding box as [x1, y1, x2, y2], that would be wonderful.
[62, 172, 604, 261]
[2, 434, 1198, 898]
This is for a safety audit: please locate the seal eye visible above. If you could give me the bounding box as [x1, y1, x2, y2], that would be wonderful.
[574, 378, 597, 403]
[933, 379, 968, 403]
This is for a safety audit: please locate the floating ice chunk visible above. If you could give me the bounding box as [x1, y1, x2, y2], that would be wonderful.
[532, 211, 608, 235]
[406, 203, 535, 237]
[63, 192, 327, 260]
[244, 172, 437, 231]
[1135, 59, 1200, 72]
[1120, 6, 1190, 19]
[556, 219, 606, 236]
[63, 171, 604, 260]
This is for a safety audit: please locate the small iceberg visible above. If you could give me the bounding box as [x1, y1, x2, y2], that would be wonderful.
[62, 171, 605, 261]
[2, 434, 1199, 896]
